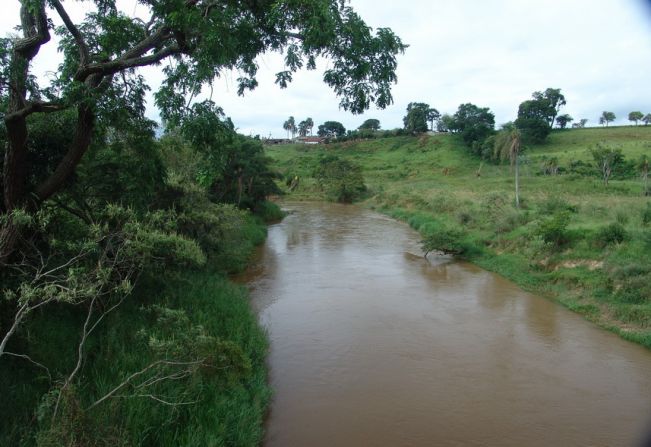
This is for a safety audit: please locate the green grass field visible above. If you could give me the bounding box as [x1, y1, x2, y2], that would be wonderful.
[266, 126, 651, 349]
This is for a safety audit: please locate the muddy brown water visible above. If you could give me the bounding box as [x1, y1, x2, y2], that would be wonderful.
[237, 202, 651, 447]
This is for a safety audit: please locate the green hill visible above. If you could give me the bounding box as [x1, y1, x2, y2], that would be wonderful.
[266, 126, 651, 348]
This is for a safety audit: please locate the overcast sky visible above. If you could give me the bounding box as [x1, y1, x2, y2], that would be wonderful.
[3, 0, 651, 137]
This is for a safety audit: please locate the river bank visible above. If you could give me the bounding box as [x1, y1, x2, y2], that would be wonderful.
[265, 127, 651, 349]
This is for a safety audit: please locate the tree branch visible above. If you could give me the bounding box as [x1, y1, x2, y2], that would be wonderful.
[50, 0, 89, 66]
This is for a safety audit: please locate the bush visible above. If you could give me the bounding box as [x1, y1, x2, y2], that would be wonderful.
[421, 226, 466, 256]
[536, 211, 571, 246]
[594, 222, 628, 247]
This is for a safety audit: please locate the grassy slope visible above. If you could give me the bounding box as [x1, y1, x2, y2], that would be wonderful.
[266, 126, 651, 348]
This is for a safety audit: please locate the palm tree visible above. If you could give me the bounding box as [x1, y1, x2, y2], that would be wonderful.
[305, 117, 314, 136]
[282, 116, 297, 139]
[494, 127, 523, 208]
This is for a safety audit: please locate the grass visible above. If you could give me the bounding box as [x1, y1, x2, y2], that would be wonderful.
[0, 209, 273, 446]
[266, 126, 651, 349]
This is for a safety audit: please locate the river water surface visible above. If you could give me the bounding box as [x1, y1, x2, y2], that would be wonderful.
[239, 202, 651, 446]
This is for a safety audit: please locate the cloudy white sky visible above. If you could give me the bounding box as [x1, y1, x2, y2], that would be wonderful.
[3, 0, 651, 137]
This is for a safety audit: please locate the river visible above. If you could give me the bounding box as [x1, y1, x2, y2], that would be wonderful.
[238, 202, 651, 446]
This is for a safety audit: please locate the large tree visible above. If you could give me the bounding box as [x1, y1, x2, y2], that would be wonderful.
[515, 88, 565, 143]
[359, 118, 381, 131]
[0, 0, 406, 261]
[317, 121, 346, 138]
[403, 102, 439, 133]
[450, 103, 495, 150]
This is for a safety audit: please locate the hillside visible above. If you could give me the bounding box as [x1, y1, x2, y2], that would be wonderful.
[266, 126, 651, 348]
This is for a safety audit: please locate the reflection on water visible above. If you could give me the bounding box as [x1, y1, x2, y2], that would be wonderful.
[239, 202, 651, 447]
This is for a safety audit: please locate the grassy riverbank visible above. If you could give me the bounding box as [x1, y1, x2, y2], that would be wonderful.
[266, 126, 651, 349]
[0, 208, 274, 447]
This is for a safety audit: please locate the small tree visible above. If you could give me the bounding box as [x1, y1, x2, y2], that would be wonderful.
[643, 114, 651, 126]
[494, 126, 523, 208]
[556, 114, 573, 129]
[600, 111, 616, 127]
[590, 143, 624, 186]
[629, 111, 644, 126]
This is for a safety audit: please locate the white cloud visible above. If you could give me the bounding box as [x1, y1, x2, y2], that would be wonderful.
[2, 0, 651, 136]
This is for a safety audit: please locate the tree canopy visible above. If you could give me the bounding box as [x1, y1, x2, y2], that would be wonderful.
[359, 118, 381, 131]
[629, 111, 644, 126]
[515, 88, 566, 143]
[403, 102, 439, 133]
[556, 114, 573, 129]
[0, 0, 406, 260]
[318, 121, 346, 138]
[450, 103, 495, 150]
[600, 111, 616, 126]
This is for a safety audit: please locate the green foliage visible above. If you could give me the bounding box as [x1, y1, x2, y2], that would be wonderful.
[403, 102, 439, 133]
[536, 211, 571, 246]
[359, 119, 381, 131]
[629, 111, 644, 125]
[450, 103, 495, 152]
[515, 88, 565, 143]
[594, 222, 628, 246]
[313, 155, 366, 203]
[421, 226, 466, 256]
[590, 143, 625, 186]
[317, 121, 347, 138]
[556, 114, 573, 129]
[600, 111, 616, 126]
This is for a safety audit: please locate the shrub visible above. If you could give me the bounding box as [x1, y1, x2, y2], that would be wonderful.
[538, 196, 577, 215]
[536, 211, 571, 246]
[421, 227, 466, 256]
[594, 222, 628, 246]
[615, 211, 629, 226]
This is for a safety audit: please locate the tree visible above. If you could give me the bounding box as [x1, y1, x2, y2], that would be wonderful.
[629, 111, 644, 126]
[556, 114, 573, 129]
[451, 103, 495, 151]
[402, 102, 439, 133]
[283, 116, 297, 139]
[643, 114, 651, 126]
[437, 114, 455, 132]
[600, 111, 616, 127]
[359, 119, 381, 131]
[0, 0, 406, 261]
[514, 88, 565, 144]
[298, 120, 310, 137]
[493, 125, 523, 208]
[305, 117, 314, 136]
[317, 121, 346, 138]
[579, 118, 589, 128]
[590, 143, 624, 186]
[532, 88, 566, 128]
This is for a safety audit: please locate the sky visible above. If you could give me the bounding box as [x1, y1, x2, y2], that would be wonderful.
[2, 0, 651, 137]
